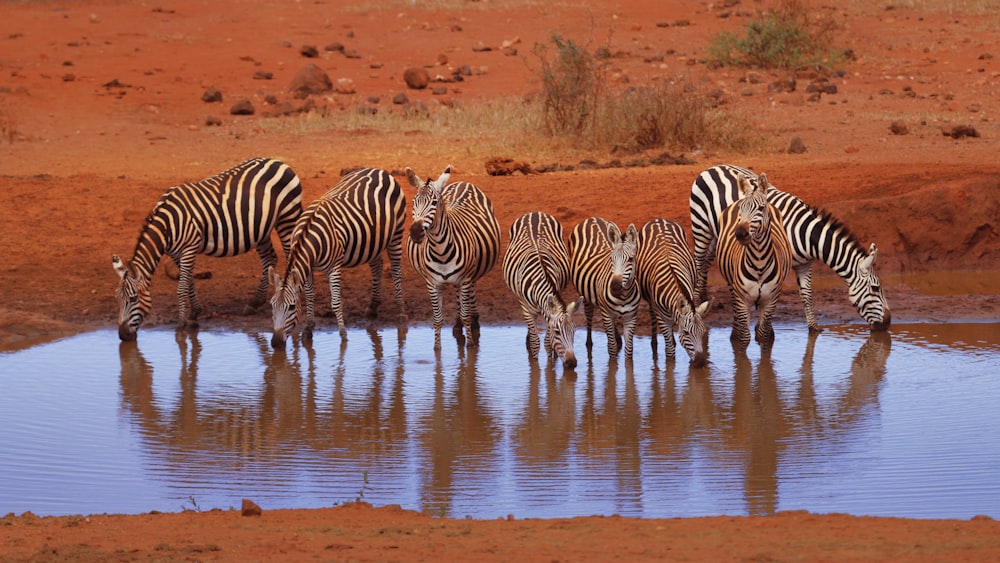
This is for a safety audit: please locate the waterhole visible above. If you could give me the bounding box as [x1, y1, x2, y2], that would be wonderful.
[1, 322, 998, 519]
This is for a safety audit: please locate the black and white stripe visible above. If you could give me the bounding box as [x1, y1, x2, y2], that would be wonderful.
[112, 157, 303, 341]
[569, 217, 641, 360]
[715, 171, 793, 346]
[690, 164, 890, 332]
[269, 167, 407, 348]
[636, 218, 710, 367]
[502, 212, 583, 369]
[405, 165, 501, 350]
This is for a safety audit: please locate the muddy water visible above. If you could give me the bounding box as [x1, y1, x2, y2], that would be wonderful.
[1, 322, 998, 520]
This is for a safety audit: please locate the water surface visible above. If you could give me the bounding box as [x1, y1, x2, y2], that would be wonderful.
[1, 322, 998, 520]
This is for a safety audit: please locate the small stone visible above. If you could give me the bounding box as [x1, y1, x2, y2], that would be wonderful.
[787, 136, 807, 154]
[201, 88, 223, 103]
[241, 499, 262, 517]
[229, 99, 254, 115]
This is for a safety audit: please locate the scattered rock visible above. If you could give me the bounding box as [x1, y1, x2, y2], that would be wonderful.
[890, 121, 909, 135]
[403, 67, 430, 89]
[788, 136, 807, 154]
[485, 157, 538, 176]
[205, 115, 222, 126]
[300, 44, 319, 58]
[325, 42, 345, 53]
[201, 88, 223, 103]
[289, 64, 332, 98]
[229, 99, 254, 115]
[334, 78, 356, 94]
[252, 70, 273, 80]
[392, 92, 409, 105]
[241, 499, 262, 517]
[768, 76, 796, 93]
[942, 124, 980, 139]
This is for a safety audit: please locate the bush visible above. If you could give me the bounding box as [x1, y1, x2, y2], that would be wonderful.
[706, 0, 840, 70]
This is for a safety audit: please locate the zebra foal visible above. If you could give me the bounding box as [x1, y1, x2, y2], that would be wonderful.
[112, 157, 303, 341]
[716, 171, 793, 346]
[502, 212, 584, 369]
[636, 218, 710, 367]
[406, 165, 501, 350]
[269, 167, 407, 349]
[569, 217, 641, 360]
[690, 163, 890, 332]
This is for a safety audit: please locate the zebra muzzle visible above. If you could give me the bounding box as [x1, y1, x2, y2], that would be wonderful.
[735, 224, 750, 244]
[409, 223, 426, 243]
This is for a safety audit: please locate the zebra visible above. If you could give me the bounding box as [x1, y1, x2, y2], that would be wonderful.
[405, 165, 501, 350]
[636, 218, 711, 367]
[502, 211, 584, 369]
[568, 217, 641, 360]
[715, 171, 793, 346]
[690, 163, 891, 332]
[112, 157, 303, 341]
[269, 167, 407, 349]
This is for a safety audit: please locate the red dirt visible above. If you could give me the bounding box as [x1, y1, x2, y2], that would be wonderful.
[2, 0, 999, 560]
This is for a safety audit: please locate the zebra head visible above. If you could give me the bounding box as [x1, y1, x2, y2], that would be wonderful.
[849, 243, 892, 331]
[269, 266, 303, 349]
[112, 255, 152, 342]
[543, 295, 583, 370]
[608, 223, 639, 298]
[677, 300, 711, 368]
[407, 165, 451, 244]
[733, 172, 770, 245]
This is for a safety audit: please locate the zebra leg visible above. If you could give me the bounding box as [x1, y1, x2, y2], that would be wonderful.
[649, 302, 659, 358]
[251, 241, 278, 310]
[622, 311, 638, 361]
[521, 306, 541, 360]
[429, 282, 444, 351]
[175, 254, 201, 328]
[328, 266, 348, 341]
[728, 287, 752, 348]
[584, 301, 595, 354]
[794, 263, 821, 332]
[387, 242, 407, 320]
[365, 257, 383, 318]
[755, 290, 779, 345]
[661, 313, 677, 359]
[303, 271, 316, 343]
[602, 310, 620, 357]
[694, 237, 718, 305]
[459, 281, 480, 347]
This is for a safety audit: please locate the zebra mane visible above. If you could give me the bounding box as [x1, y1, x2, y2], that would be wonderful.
[808, 201, 869, 256]
[663, 244, 696, 308]
[534, 229, 565, 304]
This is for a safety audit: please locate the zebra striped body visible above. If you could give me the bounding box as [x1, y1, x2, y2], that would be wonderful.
[112, 157, 303, 341]
[502, 212, 583, 369]
[690, 164, 890, 331]
[269, 168, 407, 348]
[715, 171, 793, 346]
[569, 217, 641, 360]
[405, 166, 501, 350]
[636, 218, 710, 367]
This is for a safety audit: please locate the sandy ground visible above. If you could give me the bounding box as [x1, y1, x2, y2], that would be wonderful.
[2, 0, 999, 560]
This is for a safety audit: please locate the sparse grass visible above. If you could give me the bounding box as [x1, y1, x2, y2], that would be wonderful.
[883, 0, 1000, 12]
[706, 0, 843, 70]
[342, 0, 569, 12]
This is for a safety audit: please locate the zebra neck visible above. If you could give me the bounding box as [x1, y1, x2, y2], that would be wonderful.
[128, 222, 170, 282]
[829, 243, 868, 283]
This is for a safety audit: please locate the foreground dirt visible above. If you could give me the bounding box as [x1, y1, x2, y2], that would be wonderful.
[2, 0, 999, 560]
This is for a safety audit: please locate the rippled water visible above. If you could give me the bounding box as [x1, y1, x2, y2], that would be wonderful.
[1, 322, 998, 520]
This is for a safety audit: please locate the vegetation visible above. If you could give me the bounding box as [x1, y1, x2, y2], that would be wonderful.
[706, 0, 841, 70]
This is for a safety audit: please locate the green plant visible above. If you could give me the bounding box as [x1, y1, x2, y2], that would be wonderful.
[707, 0, 840, 70]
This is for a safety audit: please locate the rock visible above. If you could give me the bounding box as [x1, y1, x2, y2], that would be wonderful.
[942, 124, 980, 139]
[890, 121, 909, 135]
[403, 67, 430, 89]
[205, 115, 222, 126]
[241, 499, 262, 517]
[201, 88, 223, 103]
[229, 99, 254, 115]
[300, 44, 319, 58]
[788, 136, 807, 154]
[334, 78, 356, 94]
[392, 92, 408, 105]
[289, 64, 332, 97]
[252, 70, 273, 80]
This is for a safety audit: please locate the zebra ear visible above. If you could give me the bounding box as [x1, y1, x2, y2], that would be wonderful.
[268, 266, 282, 289]
[566, 296, 584, 316]
[543, 294, 562, 316]
[625, 223, 639, 244]
[860, 244, 877, 273]
[696, 300, 711, 316]
[404, 167, 423, 189]
[756, 172, 768, 192]
[112, 255, 129, 279]
[432, 166, 451, 191]
[737, 172, 754, 197]
[606, 222, 622, 245]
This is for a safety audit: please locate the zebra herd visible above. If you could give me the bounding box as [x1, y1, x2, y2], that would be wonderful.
[113, 158, 891, 369]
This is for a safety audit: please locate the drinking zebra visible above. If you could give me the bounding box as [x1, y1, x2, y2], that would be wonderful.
[112, 157, 303, 341]
[715, 171, 793, 346]
[569, 217, 641, 360]
[405, 165, 501, 350]
[636, 218, 710, 367]
[269, 167, 407, 349]
[690, 163, 890, 332]
[502, 211, 584, 369]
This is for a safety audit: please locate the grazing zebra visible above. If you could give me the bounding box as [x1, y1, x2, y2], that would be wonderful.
[690, 163, 891, 332]
[112, 157, 303, 341]
[502, 211, 584, 369]
[269, 167, 407, 349]
[569, 217, 641, 360]
[715, 171, 793, 346]
[405, 165, 501, 350]
[636, 218, 711, 367]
